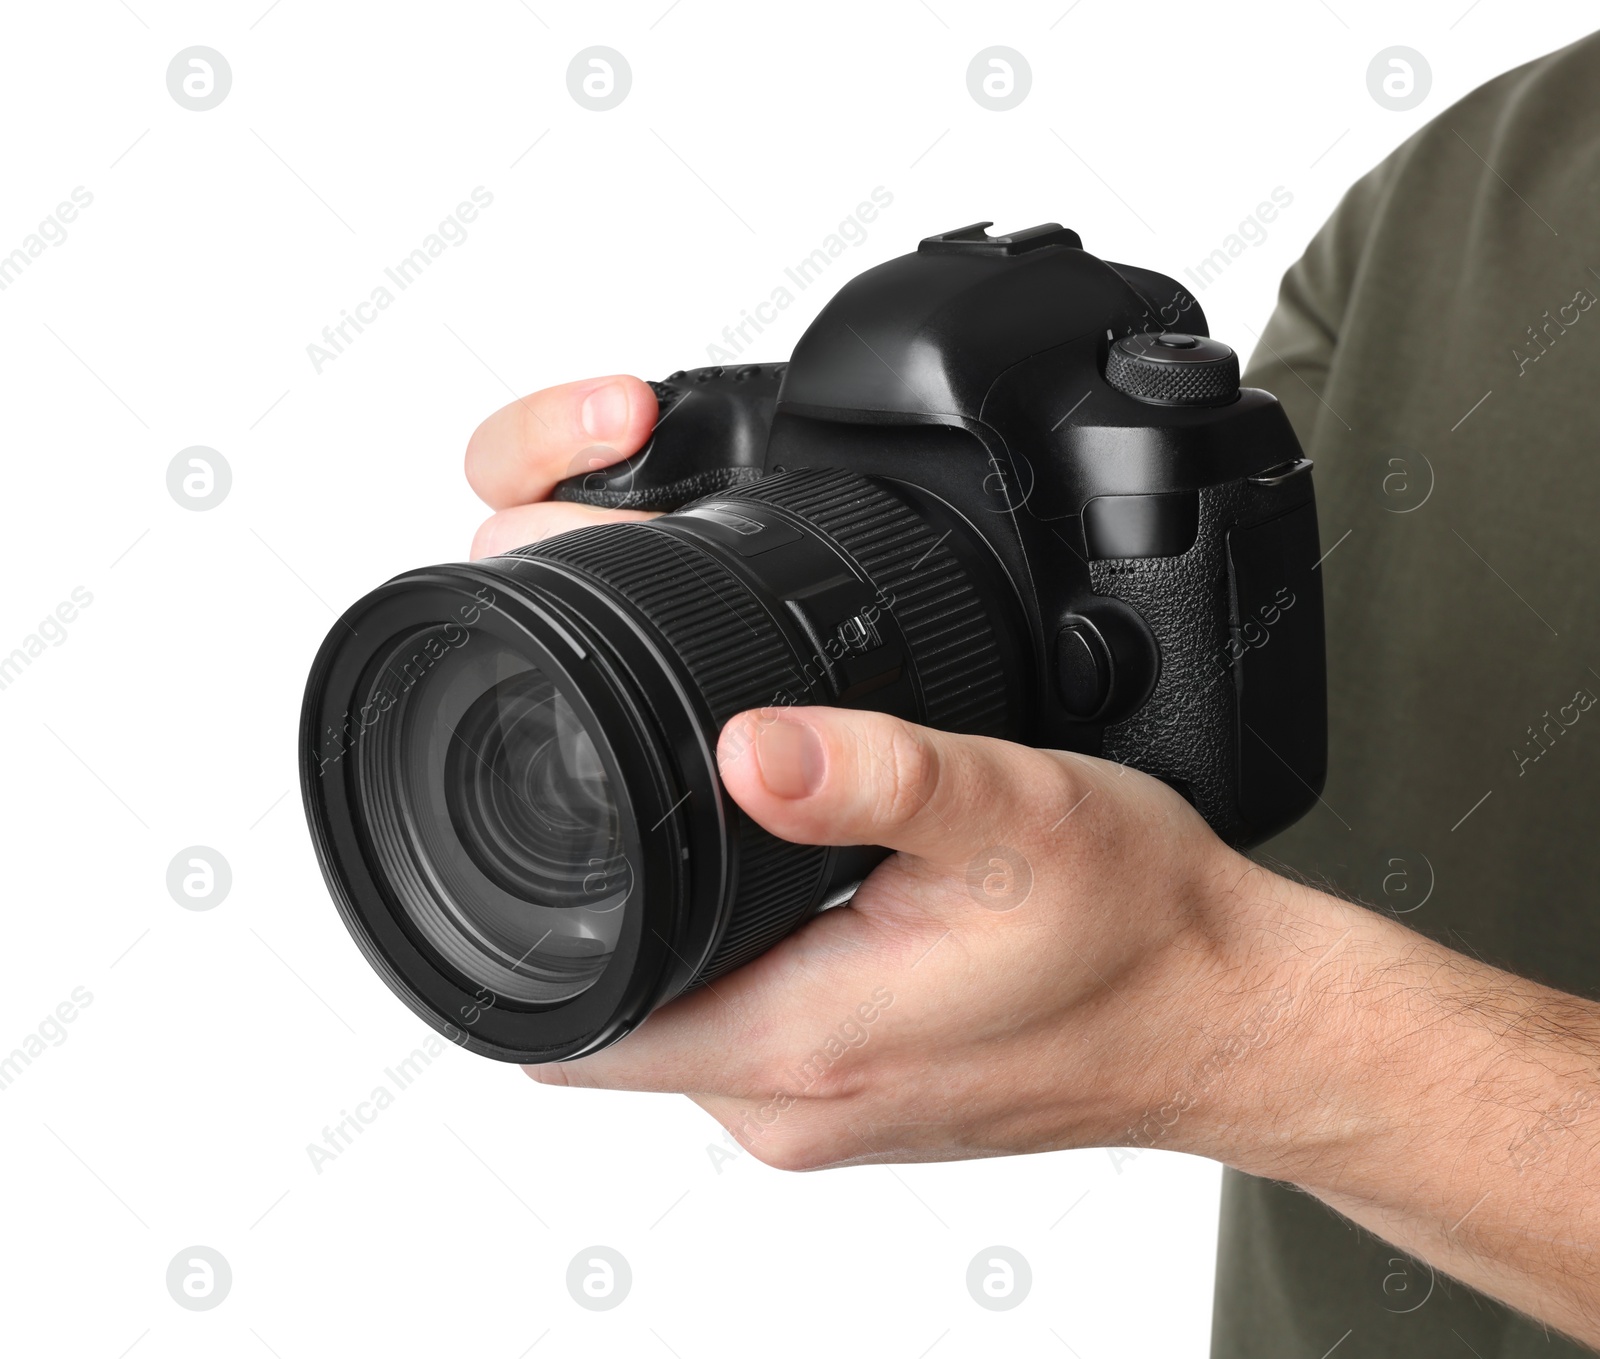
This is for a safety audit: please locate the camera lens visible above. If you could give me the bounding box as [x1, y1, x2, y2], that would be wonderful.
[445, 673, 628, 915]
[353, 629, 634, 1007]
[301, 469, 1024, 1062]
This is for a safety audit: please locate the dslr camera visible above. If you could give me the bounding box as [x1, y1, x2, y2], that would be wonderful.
[300, 222, 1326, 1063]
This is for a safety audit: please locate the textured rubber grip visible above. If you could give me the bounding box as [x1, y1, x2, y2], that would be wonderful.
[552, 366, 783, 511]
[1090, 485, 1239, 830]
[1089, 472, 1317, 845]
[554, 466, 765, 512]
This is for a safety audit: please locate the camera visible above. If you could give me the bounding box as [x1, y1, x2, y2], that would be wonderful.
[300, 222, 1327, 1063]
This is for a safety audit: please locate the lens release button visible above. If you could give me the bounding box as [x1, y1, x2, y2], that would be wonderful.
[1055, 619, 1112, 720]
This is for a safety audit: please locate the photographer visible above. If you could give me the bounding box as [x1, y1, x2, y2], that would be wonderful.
[466, 34, 1600, 1359]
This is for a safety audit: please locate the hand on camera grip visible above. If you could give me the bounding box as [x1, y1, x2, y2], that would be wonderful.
[552, 364, 785, 511]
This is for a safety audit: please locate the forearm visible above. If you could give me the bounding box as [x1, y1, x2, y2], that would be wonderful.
[1187, 861, 1600, 1345]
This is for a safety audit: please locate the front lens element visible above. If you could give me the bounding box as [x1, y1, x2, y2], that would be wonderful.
[356, 627, 633, 1005]
[445, 672, 631, 912]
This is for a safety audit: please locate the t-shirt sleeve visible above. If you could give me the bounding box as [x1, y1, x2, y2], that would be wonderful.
[1240, 156, 1403, 448]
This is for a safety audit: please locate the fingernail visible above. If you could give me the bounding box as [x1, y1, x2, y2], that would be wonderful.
[753, 717, 825, 799]
[580, 383, 630, 440]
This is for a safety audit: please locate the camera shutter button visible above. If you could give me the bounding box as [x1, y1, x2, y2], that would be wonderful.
[1104, 331, 1239, 406]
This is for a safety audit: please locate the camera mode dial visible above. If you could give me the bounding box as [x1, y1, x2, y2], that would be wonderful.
[1105, 332, 1239, 406]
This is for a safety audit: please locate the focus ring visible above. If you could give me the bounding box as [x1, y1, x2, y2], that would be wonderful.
[511, 523, 827, 985]
[720, 469, 1011, 735]
[522, 523, 804, 727]
[506, 468, 1013, 992]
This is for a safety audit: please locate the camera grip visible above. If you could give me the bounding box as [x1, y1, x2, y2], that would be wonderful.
[1087, 471, 1326, 847]
[552, 364, 784, 511]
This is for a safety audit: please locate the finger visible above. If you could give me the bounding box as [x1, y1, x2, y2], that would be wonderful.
[523, 900, 893, 1096]
[687, 1092, 853, 1173]
[717, 706, 1082, 865]
[464, 374, 658, 510]
[471, 501, 655, 559]
[523, 983, 757, 1095]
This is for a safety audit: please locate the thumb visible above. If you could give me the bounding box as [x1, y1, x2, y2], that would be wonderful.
[716, 706, 1083, 865]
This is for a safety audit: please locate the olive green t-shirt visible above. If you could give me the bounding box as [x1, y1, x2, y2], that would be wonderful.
[1210, 30, 1600, 1358]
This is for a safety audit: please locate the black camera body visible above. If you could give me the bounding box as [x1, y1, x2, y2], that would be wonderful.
[301, 222, 1326, 1063]
[556, 221, 1326, 845]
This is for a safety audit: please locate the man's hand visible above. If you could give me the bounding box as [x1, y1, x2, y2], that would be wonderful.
[468, 377, 1600, 1348]
[464, 373, 660, 557]
[541, 703, 1268, 1172]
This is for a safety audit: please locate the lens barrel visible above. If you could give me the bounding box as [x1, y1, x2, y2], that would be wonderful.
[301, 468, 1022, 1062]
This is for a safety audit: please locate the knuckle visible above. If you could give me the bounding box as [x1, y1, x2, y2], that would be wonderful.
[551, 1060, 607, 1089]
[787, 1050, 859, 1103]
[1041, 752, 1087, 809]
[470, 514, 503, 560]
[748, 1129, 828, 1174]
[465, 402, 539, 502]
[514, 392, 556, 451]
[1027, 753, 1097, 841]
[463, 416, 497, 491]
[523, 1062, 572, 1088]
[875, 722, 941, 829]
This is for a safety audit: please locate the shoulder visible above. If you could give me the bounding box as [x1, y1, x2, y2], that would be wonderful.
[1343, 32, 1600, 238]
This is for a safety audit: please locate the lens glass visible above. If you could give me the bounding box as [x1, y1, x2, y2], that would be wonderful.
[354, 624, 633, 1004]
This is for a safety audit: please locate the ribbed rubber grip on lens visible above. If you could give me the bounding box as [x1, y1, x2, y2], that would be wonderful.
[512, 523, 829, 984]
[510, 469, 1014, 989]
[722, 468, 1011, 736]
[526, 524, 809, 727]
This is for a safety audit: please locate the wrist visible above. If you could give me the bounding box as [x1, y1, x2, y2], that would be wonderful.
[1166, 858, 1576, 1203]
[1118, 852, 1435, 1184]
[1158, 853, 1600, 1342]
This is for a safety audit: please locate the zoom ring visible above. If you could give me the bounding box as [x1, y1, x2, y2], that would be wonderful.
[720, 468, 1011, 735]
[510, 467, 1011, 990]
[513, 521, 829, 985]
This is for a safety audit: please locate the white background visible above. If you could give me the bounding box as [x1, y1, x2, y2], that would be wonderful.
[1, 3, 1593, 1356]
